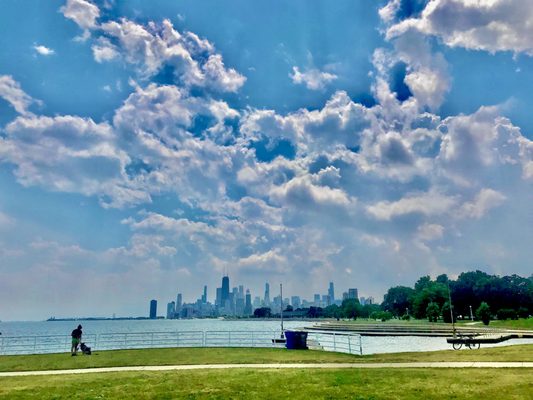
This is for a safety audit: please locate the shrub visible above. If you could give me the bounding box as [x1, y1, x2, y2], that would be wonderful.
[441, 301, 456, 323]
[476, 302, 491, 325]
[426, 302, 440, 322]
[370, 311, 393, 321]
[496, 308, 517, 321]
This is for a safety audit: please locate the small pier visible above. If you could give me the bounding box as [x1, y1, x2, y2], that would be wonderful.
[307, 322, 533, 341]
[447, 332, 533, 345]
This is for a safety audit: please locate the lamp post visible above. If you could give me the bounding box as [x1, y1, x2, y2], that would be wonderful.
[469, 305, 474, 321]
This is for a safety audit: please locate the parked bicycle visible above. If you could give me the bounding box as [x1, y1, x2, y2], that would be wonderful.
[452, 333, 480, 350]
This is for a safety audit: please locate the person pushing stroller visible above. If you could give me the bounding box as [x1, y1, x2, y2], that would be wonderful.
[71, 325, 82, 356]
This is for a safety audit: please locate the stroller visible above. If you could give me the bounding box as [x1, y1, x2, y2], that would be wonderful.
[80, 342, 92, 355]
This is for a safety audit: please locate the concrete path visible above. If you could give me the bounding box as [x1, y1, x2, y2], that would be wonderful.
[1, 362, 532, 377]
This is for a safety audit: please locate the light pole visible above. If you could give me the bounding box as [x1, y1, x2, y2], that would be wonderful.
[469, 305, 474, 321]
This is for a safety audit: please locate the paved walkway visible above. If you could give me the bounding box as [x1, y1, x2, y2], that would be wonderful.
[1, 362, 532, 377]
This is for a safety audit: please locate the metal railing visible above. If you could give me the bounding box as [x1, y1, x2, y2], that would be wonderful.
[307, 331, 362, 355]
[0, 330, 362, 356]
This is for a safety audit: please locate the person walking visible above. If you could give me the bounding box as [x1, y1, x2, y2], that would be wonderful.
[71, 325, 82, 356]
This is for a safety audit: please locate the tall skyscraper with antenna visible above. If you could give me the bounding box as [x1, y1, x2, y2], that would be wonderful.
[264, 282, 270, 306]
[221, 276, 230, 305]
[328, 282, 335, 305]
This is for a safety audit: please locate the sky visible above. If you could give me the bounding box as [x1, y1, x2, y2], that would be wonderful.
[0, 0, 532, 321]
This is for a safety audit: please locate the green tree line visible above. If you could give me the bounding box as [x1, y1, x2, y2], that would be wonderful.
[382, 270, 533, 324]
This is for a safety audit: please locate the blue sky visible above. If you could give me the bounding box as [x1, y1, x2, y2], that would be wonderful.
[0, 0, 532, 320]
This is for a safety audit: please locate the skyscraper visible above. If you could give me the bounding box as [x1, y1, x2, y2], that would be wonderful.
[291, 296, 301, 309]
[244, 289, 253, 315]
[176, 293, 182, 311]
[202, 285, 207, 303]
[348, 288, 358, 300]
[216, 287, 222, 307]
[221, 276, 230, 305]
[264, 282, 270, 306]
[166, 301, 175, 319]
[328, 282, 335, 304]
[149, 299, 157, 319]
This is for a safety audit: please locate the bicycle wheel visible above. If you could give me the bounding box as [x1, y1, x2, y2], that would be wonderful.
[468, 342, 480, 350]
[452, 342, 462, 350]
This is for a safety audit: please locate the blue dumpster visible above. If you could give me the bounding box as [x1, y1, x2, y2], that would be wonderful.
[285, 330, 308, 350]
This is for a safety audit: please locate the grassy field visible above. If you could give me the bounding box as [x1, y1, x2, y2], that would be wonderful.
[486, 318, 533, 330]
[0, 344, 532, 372]
[1, 368, 532, 399]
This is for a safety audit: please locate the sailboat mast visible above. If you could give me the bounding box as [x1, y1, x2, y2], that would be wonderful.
[280, 283, 284, 338]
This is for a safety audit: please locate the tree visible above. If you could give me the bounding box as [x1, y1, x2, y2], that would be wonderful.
[284, 305, 293, 312]
[341, 299, 362, 320]
[415, 276, 432, 292]
[426, 302, 440, 322]
[382, 286, 415, 317]
[441, 301, 455, 323]
[476, 302, 491, 325]
[412, 282, 448, 319]
[307, 306, 323, 318]
[370, 311, 393, 321]
[323, 304, 341, 318]
[253, 307, 271, 318]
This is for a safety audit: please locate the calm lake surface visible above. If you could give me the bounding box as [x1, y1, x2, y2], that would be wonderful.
[1, 319, 532, 355]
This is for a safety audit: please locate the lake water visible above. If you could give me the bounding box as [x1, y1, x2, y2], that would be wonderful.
[1, 319, 532, 355]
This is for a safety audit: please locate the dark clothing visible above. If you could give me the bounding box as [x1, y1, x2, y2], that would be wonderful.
[71, 328, 82, 340]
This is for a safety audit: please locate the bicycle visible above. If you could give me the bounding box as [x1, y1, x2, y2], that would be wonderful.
[451, 333, 480, 350]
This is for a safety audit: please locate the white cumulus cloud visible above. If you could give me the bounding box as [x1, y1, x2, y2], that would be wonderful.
[384, 0, 533, 55]
[0, 75, 37, 115]
[34, 45, 55, 56]
[290, 66, 337, 90]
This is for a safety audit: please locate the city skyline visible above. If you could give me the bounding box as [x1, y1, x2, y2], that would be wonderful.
[159, 276, 367, 319]
[0, 0, 532, 321]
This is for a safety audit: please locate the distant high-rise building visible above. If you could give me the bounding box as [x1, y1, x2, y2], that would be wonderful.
[202, 285, 207, 303]
[216, 287, 222, 307]
[166, 301, 175, 319]
[342, 292, 348, 301]
[176, 293, 183, 312]
[149, 299, 157, 319]
[360, 297, 366, 305]
[221, 276, 230, 305]
[238, 285, 244, 299]
[348, 288, 358, 300]
[253, 296, 261, 308]
[291, 296, 301, 309]
[314, 294, 321, 305]
[244, 289, 253, 315]
[367, 296, 375, 305]
[272, 295, 281, 313]
[236, 297, 245, 316]
[322, 294, 329, 305]
[264, 283, 270, 306]
[328, 282, 335, 304]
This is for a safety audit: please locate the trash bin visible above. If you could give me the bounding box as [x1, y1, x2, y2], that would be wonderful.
[285, 330, 308, 350]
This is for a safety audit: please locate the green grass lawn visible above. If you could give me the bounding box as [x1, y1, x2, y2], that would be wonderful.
[486, 318, 533, 330]
[0, 344, 532, 372]
[1, 368, 531, 399]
